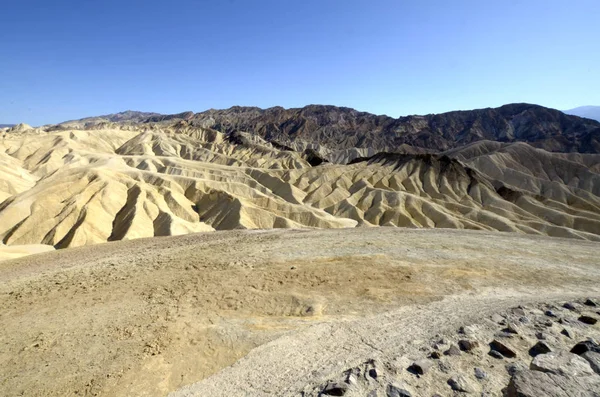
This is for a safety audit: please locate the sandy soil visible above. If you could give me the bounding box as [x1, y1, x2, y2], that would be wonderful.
[0, 228, 599, 396]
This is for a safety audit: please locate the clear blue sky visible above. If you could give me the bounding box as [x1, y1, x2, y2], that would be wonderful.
[1, 0, 599, 125]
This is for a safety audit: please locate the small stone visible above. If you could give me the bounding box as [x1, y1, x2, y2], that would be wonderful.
[386, 384, 411, 397]
[345, 373, 357, 386]
[367, 368, 378, 380]
[290, 266, 296, 270]
[489, 350, 504, 359]
[429, 351, 441, 359]
[561, 328, 574, 339]
[505, 323, 519, 334]
[458, 339, 479, 352]
[443, 344, 461, 356]
[506, 362, 527, 376]
[570, 340, 600, 355]
[542, 320, 553, 327]
[530, 351, 594, 377]
[447, 374, 475, 393]
[438, 361, 452, 373]
[581, 351, 600, 374]
[578, 315, 598, 325]
[322, 381, 349, 396]
[529, 341, 552, 357]
[544, 310, 557, 317]
[563, 302, 577, 311]
[535, 332, 546, 340]
[409, 359, 432, 375]
[519, 316, 530, 324]
[459, 325, 477, 336]
[490, 339, 517, 358]
[474, 367, 487, 380]
[584, 298, 598, 307]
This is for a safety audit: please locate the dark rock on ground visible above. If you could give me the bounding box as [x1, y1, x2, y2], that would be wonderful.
[448, 374, 476, 393]
[386, 384, 412, 397]
[571, 340, 600, 355]
[458, 339, 479, 352]
[489, 350, 504, 359]
[490, 339, 517, 358]
[322, 381, 349, 396]
[579, 315, 598, 325]
[429, 351, 441, 359]
[584, 298, 598, 307]
[563, 302, 578, 311]
[444, 345, 461, 356]
[582, 351, 600, 375]
[561, 328, 574, 339]
[474, 367, 488, 380]
[409, 359, 432, 375]
[529, 341, 553, 357]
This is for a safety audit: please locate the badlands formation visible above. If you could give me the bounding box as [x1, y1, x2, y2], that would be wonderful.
[0, 104, 599, 396]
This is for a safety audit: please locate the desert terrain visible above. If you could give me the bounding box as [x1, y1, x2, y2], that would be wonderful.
[1, 228, 599, 396]
[1, 104, 599, 396]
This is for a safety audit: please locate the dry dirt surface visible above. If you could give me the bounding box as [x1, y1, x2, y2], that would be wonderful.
[1, 227, 599, 396]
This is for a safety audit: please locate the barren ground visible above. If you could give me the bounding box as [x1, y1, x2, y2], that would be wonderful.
[1, 228, 599, 396]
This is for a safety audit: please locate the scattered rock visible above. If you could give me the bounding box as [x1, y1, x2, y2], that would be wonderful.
[429, 351, 441, 359]
[459, 325, 477, 337]
[542, 320, 553, 327]
[581, 351, 600, 375]
[474, 367, 487, 380]
[535, 331, 547, 340]
[578, 315, 598, 325]
[570, 340, 600, 355]
[561, 328, 574, 339]
[544, 310, 557, 317]
[563, 302, 577, 311]
[458, 339, 479, 352]
[584, 298, 598, 307]
[529, 341, 552, 357]
[409, 359, 432, 375]
[367, 368, 378, 380]
[490, 339, 517, 358]
[505, 323, 519, 334]
[507, 369, 600, 397]
[506, 362, 527, 376]
[345, 373, 357, 386]
[488, 350, 504, 359]
[443, 344, 461, 356]
[519, 316, 530, 324]
[530, 351, 595, 376]
[447, 374, 476, 393]
[322, 381, 349, 396]
[386, 384, 411, 397]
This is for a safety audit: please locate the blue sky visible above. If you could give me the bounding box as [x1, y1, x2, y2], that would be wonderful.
[1, 0, 599, 125]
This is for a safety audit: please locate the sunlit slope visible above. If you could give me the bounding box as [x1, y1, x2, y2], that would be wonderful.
[0, 124, 599, 249]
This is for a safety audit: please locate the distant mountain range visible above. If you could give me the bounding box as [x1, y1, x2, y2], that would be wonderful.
[0, 124, 15, 128]
[563, 106, 600, 122]
[60, 103, 600, 154]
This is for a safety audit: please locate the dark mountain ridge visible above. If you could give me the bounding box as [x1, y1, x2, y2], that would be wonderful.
[60, 103, 600, 154]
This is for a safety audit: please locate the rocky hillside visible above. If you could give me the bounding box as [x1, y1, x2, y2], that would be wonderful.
[164, 103, 600, 154]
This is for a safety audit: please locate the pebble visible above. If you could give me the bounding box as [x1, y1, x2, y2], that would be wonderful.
[458, 339, 479, 352]
[447, 374, 475, 393]
[578, 315, 598, 325]
[529, 341, 552, 357]
[409, 359, 432, 375]
[443, 345, 461, 356]
[474, 367, 488, 380]
[489, 339, 517, 358]
[584, 298, 598, 307]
